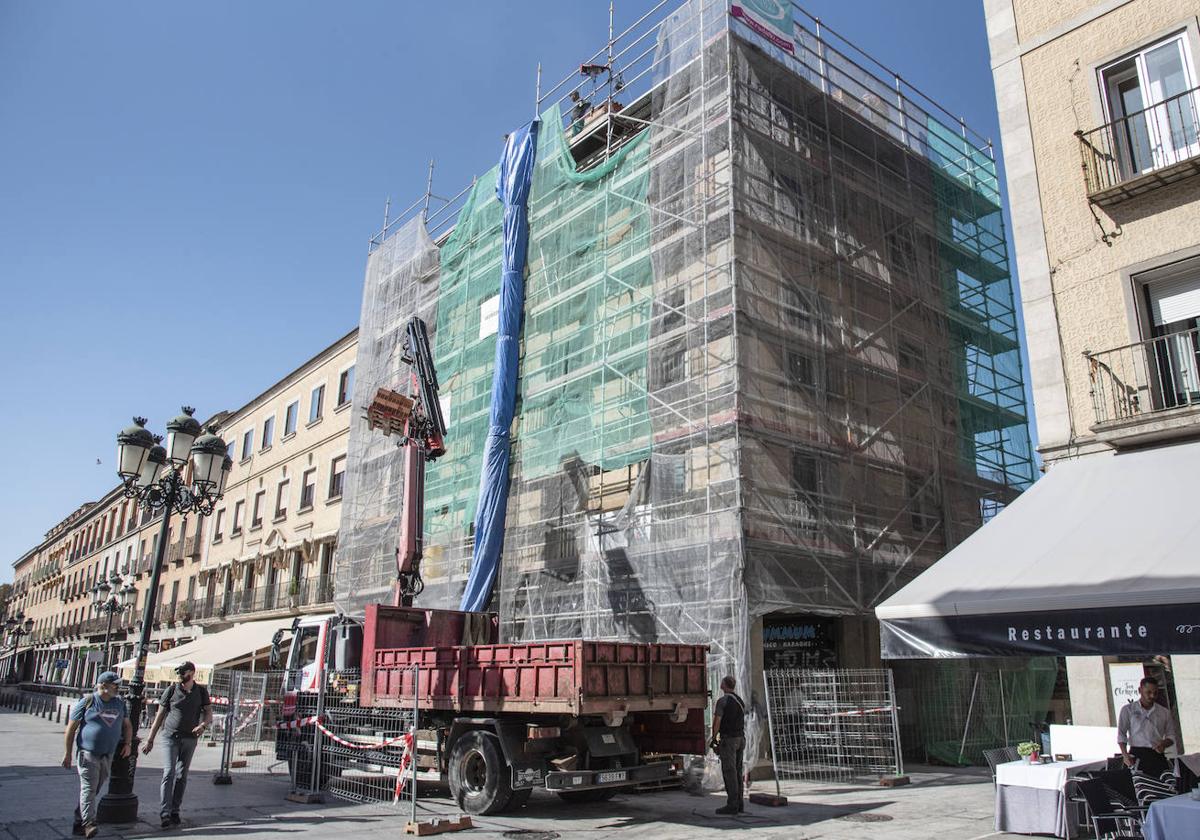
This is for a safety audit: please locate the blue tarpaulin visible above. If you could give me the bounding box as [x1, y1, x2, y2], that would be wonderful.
[459, 120, 540, 613]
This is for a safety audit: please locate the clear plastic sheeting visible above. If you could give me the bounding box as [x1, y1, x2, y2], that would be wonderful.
[334, 217, 442, 616]
[336, 0, 1035, 776]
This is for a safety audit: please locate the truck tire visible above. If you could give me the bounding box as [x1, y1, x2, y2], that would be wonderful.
[449, 731, 513, 815]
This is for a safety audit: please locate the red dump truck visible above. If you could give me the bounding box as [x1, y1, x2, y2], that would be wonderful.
[276, 605, 709, 814]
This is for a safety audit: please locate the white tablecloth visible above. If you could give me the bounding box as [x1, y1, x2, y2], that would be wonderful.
[995, 758, 1105, 791]
[994, 759, 1105, 838]
[1143, 794, 1200, 840]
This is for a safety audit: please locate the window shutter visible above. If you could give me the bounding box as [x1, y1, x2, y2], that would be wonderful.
[1147, 258, 1200, 326]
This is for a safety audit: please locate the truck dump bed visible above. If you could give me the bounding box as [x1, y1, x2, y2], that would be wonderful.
[361, 604, 708, 716]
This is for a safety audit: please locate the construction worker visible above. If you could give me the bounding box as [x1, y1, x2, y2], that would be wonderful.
[569, 90, 591, 136]
[710, 674, 746, 815]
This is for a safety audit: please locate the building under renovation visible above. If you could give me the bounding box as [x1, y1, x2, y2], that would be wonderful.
[334, 0, 1036, 757]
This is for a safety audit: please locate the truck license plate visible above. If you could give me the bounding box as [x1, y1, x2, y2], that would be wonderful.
[597, 770, 627, 784]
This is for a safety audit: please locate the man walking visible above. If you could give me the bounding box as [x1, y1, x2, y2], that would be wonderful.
[1118, 676, 1177, 777]
[710, 674, 746, 816]
[141, 661, 212, 829]
[63, 671, 132, 838]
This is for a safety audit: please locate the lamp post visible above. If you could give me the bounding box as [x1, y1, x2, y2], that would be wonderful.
[91, 570, 136, 672]
[97, 409, 229, 824]
[4, 612, 35, 682]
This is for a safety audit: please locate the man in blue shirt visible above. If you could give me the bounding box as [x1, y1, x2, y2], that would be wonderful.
[63, 671, 132, 838]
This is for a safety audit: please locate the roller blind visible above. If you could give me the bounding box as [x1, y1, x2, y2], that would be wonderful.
[1146, 257, 1200, 326]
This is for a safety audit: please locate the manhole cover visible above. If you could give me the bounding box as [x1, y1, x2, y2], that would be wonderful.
[838, 813, 893, 823]
[503, 832, 561, 840]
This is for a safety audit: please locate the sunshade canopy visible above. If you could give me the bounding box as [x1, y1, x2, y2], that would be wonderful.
[876, 441, 1200, 658]
[116, 616, 296, 683]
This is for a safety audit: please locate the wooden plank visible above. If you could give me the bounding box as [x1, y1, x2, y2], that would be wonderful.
[404, 816, 473, 835]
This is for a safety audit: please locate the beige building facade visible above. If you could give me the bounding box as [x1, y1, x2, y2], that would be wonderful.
[191, 328, 357, 635]
[6, 328, 357, 687]
[986, 0, 1200, 743]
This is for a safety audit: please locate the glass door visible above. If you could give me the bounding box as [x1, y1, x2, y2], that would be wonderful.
[1101, 34, 1199, 177]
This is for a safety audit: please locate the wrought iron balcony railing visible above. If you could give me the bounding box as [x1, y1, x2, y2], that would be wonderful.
[1085, 326, 1200, 424]
[1077, 85, 1200, 205]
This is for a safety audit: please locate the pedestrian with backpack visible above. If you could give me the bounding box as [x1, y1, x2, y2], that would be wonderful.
[140, 661, 212, 829]
[710, 674, 747, 815]
[63, 671, 132, 838]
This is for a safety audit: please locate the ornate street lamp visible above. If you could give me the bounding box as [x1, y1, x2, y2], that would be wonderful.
[98, 408, 228, 824]
[91, 569, 135, 672]
[4, 612, 34, 681]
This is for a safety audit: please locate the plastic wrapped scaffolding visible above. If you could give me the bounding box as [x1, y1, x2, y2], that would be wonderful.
[334, 218, 444, 615]
[335, 0, 1036, 772]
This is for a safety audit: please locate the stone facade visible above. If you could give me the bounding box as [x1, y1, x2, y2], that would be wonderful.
[986, 0, 1200, 745]
[194, 328, 356, 631]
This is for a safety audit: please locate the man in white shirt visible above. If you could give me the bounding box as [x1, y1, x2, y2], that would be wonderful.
[1118, 677, 1176, 777]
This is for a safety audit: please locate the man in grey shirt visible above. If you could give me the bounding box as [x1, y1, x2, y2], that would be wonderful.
[1118, 677, 1176, 777]
[141, 661, 212, 829]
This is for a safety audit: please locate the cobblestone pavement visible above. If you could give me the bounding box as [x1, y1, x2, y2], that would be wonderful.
[0, 707, 1017, 839]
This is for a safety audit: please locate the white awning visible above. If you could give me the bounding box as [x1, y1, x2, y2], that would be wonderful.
[116, 616, 295, 683]
[876, 441, 1200, 657]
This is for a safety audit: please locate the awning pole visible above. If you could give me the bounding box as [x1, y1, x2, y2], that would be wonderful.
[958, 671, 980, 764]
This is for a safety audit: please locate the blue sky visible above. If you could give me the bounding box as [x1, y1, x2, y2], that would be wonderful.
[0, 1, 1032, 582]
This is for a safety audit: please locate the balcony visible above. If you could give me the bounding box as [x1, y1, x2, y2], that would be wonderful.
[196, 574, 335, 624]
[1077, 86, 1200, 207]
[1085, 326, 1200, 446]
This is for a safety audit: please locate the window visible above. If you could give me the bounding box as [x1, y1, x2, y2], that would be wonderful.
[251, 491, 265, 529]
[275, 480, 290, 519]
[788, 351, 817, 388]
[328, 456, 346, 500]
[652, 339, 686, 389]
[300, 468, 317, 511]
[241, 429, 253, 461]
[262, 415, 275, 449]
[310, 384, 325, 424]
[232, 501, 244, 535]
[213, 509, 225, 542]
[337, 366, 355, 407]
[284, 401, 299, 436]
[1100, 33, 1199, 177]
[1141, 256, 1200, 410]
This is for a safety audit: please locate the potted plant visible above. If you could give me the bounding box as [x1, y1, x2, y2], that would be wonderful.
[1017, 741, 1039, 763]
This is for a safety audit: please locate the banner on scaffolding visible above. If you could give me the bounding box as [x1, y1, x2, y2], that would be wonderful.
[731, 0, 795, 54]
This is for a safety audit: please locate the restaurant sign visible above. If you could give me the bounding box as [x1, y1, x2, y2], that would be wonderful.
[881, 603, 1200, 658]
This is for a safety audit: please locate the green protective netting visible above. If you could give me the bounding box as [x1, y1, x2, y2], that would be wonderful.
[422, 104, 654, 583]
[518, 104, 653, 480]
[895, 658, 1059, 767]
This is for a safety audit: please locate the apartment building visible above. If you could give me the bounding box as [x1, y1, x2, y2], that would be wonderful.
[190, 329, 356, 634]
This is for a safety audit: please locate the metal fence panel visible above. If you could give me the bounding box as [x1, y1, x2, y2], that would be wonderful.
[764, 667, 902, 783]
[213, 670, 293, 783]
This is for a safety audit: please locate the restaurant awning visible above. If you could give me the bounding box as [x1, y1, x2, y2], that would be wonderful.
[116, 616, 296, 683]
[876, 440, 1200, 658]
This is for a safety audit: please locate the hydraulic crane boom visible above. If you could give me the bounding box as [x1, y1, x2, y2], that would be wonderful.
[397, 316, 445, 605]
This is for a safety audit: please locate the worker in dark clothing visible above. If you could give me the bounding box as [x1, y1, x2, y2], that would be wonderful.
[711, 674, 746, 815]
[569, 90, 591, 136]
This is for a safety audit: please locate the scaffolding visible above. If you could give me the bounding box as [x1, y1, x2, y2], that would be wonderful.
[334, 0, 1036, 762]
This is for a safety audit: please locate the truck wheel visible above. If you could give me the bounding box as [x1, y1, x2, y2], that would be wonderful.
[449, 731, 513, 815]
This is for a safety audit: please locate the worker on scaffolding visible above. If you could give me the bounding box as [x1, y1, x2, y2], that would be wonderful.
[568, 89, 591, 136]
[711, 674, 747, 815]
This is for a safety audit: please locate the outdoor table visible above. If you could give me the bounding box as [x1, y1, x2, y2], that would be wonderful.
[1143, 793, 1200, 840]
[994, 758, 1106, 838]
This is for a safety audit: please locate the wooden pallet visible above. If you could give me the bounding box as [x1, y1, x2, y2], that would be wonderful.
[405, 816, 473, 835]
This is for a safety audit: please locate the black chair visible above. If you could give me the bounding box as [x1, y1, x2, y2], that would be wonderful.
[1077, 778, 1143, 839]
[1175, 757, 1198, 795]
[983, 746, 1021, 782]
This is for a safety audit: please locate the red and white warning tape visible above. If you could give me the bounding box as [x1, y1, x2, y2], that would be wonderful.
[276, 715, 321, 731]
[392, 731, 415, 803]
[830, 706, 896, 718]
[315, 720, 410, 751]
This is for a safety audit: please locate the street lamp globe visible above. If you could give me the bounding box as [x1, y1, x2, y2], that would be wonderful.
[116, 418, 155, 483]
[165, 407, 202, 467]
[216, 455, 233, 497]
[137, 444, 167, 489]
[120, 583, 137, 609]
[190, 431, 228, 494]
[21, 618, 32, 634]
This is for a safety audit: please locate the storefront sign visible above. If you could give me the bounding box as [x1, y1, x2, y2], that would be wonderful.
[881, 604, 1200, 658]
[764, 616, 836, 669]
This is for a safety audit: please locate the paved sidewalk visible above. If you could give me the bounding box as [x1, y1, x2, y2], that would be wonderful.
[0, 707, 1015, 839]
